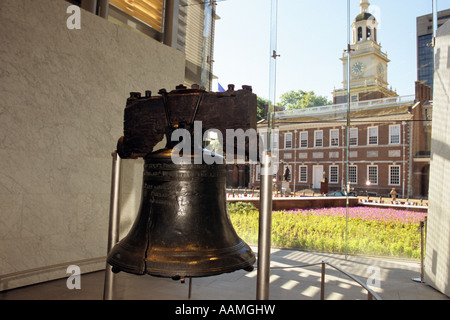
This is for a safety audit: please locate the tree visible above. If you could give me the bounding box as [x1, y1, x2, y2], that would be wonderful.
[279, 90, 331, 110]
[256, 96, 269, 122]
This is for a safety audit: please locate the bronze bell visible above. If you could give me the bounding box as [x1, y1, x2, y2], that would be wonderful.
[107, 147, 256, 279]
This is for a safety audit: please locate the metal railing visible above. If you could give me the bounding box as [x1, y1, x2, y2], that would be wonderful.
[271, 260, 382, 300]
[275, 94, 416, 120]
[320, 260, 381, 300]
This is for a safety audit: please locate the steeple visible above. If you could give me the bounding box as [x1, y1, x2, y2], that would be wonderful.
[333, 0, 398, 104]
[360, 0, 370, 13]
[353, 0, 377, 44]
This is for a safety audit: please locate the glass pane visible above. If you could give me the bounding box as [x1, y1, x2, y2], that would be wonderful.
[214, 0, 437, 260]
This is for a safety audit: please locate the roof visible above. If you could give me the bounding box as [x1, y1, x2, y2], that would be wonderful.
[355, 12, 375, 22]
[258, 95, 417, 128]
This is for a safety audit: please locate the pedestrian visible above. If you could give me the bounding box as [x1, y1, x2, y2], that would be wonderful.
[390, 188, 397, 201]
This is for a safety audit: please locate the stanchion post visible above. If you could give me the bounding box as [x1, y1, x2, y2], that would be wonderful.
[320, 262, 325, 300]
[256, 152, 273, 300]
[103, 151, 122, 300]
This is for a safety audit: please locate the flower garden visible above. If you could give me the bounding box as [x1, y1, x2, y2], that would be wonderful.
[228, 202, 427, 259]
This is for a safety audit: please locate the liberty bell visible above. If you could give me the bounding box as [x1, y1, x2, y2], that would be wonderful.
[107, 85, 257, 279]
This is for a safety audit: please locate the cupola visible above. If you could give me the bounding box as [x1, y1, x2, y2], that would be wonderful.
[352, 0, 378, 43]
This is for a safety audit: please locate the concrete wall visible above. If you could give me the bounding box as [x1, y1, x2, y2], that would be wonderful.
[425, 20, 450, 297]
[0, 0, 184, 290]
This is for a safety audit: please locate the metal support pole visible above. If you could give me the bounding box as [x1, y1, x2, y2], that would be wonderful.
[188, 278, 193, 299]
[164, 0, 180, 48]
[257, 152, 273, 300]
[256, 0, 277, 300]
[103, 151, 122, 300]
[320, 262, 325, 300]
[81, 0, 98, 14]
[97, 0, 109, 19]
[420, 220, 424, 282]
[432, 0, 438, 47]
[413, 218, 426, 283]
[344, 0, 352, 261]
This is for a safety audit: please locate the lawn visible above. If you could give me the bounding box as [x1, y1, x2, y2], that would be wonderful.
[228, 202, 427, 259]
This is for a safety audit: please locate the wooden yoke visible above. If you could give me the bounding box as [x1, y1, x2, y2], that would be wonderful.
[117, 84, 257, 160]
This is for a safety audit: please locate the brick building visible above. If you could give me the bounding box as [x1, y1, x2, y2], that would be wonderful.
[254, 82, 431, 198]
[252, 0, 432, 198]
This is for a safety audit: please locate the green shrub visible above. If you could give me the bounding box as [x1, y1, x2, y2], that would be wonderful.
[228, 202, 424, 259]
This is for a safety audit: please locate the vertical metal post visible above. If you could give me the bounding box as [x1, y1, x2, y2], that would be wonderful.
[412, 218, 426, 283]
[420, 220, 425, 282]
[188, 278, 193, 299]
[257, 152, 273, 300]
[320, 262, 325, 300]
[164, 0, 180, 48]
[423, 216, 427, 280]
[344, 0, 352, 261]
[103, 151, 122, 300]
[81, 0, 98, 14]
[432, 0, 438, 47]
[97, 0, 109, 19]
[256, 0, 278, 301]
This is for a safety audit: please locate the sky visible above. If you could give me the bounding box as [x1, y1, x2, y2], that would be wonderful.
[212, 0, 449, 103]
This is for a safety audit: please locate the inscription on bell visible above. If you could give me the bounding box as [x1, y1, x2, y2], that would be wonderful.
[144, 168, 224, 179]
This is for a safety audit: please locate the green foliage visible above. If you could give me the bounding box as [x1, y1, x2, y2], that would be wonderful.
[256, 97, 269, 121]
[279, 90, 331, 110]
[228, 202, 423, 259]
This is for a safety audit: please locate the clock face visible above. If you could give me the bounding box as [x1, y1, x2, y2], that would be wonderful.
[351, 62, 365, 77]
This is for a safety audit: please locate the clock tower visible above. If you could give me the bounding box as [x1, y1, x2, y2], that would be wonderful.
[333, 0, 397, 104]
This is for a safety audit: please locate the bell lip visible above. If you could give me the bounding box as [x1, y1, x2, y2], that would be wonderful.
[107, 251, 256, 278]
[106, 256, 146, 275]
[143, 242, 256, 278]
[145, 256, 257, 278]
[107, 241, 256, 278]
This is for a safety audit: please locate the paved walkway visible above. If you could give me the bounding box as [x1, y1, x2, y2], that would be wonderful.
[0, 248, 448, 300]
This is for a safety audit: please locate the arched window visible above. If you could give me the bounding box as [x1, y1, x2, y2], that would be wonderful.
[357, 27, 363, 41]
[366, 27, 372, 40]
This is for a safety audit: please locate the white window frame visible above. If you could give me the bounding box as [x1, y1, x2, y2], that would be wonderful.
[299, 165, 308, 183]
[284, 132, 292, 149]
[330, 129, 339, 147]
[349, 128, 358, 146]
[367, 165, 378, 185]
[368, 126, 378, 145]
[256, 165, 261, 181]
[389, 124, 401, 145]
[273, 133, 279, 150]
[329, 165, 339, 184]
[389, 165, 401, 186]
[300, 131, 308, 148]
[348, 165, 357, 184]
[314, 130, 323, 147]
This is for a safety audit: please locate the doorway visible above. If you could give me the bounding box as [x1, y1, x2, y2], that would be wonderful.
[312, 165, 323, 189]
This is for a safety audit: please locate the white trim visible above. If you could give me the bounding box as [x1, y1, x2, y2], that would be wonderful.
[349, 127, 358, 146]
[299, 131, 308, 148]
[284, 132, 292, 149]
[389, 165, 401, 186]
[389, 124, 401, 144]
[367, 165, 378, 185]
[329, 165, 339, 184]
[348, 165, 358, 184]
[367, 126, 379, 145]
[299, 165, 308, 183]
[330, 128, 339, 147]
[314, 130, 323, 147]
